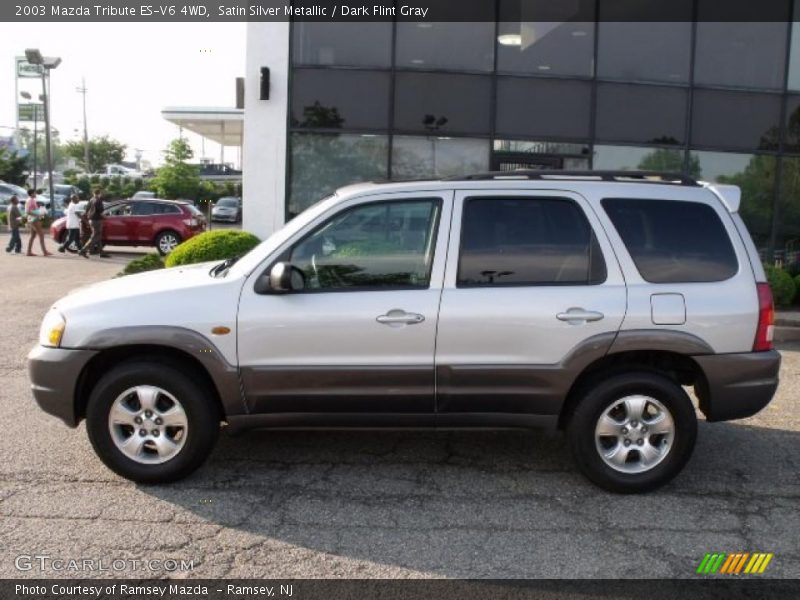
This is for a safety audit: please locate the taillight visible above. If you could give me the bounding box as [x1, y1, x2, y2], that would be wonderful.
[753, 282, 774, 352]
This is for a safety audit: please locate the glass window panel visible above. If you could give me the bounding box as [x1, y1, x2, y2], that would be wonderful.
[593, 145, 687, 173]
[394, 73, 492, 135]
[289, 199, 441, 291]
[395, 22, 495, 71]
[784, 96, 800, 153]
[597, 23, 691, 83]
[495, 78, 591, 140]
[692, 150, 777, 251]
[694, 21, 788, 90]
[788, 1, 800, 90]
[602, 198, 738, 283]
[778, 158, 800, 267]
[457, 197, 606, 286]
[392, 136, 489, 179]
[497, 0, 595, 76]
[691, 90, 781, 151]
[292, 22, 392, 67]
[595, 83, 687, 145]
[288, 133, 388, 218]
[291, 70, 390, 131]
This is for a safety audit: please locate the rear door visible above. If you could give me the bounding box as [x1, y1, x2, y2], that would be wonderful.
[132, 201, 156, 242]
[435, 190, 627, 415]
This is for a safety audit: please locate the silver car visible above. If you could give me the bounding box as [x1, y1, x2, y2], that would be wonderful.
[211, 196, 241, 223]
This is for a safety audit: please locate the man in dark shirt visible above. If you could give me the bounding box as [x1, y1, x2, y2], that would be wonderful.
[78, 188, 105, 258]
[4, 195, 22, 254]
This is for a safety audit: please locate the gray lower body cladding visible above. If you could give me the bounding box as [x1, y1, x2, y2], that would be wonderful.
[28, 345, 97, 427]
[693, 349, 781, 422]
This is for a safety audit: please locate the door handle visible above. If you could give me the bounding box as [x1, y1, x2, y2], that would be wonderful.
[376, 310, 425, 326]
[556, 308, 605, 325]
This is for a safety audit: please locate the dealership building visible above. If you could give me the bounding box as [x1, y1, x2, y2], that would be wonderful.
[243, 8, 800, 261]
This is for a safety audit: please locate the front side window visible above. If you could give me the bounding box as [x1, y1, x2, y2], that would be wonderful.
[602, 198, 739, 283]
[105, 203, 132, 217]
[288, 199, 441, 291]
[458, 197, 607, 287]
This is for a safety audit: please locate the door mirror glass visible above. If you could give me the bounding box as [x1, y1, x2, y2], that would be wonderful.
[269, 262, 306, 293]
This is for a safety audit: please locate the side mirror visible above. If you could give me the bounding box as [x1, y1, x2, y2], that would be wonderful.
[267, 262, 305, 293]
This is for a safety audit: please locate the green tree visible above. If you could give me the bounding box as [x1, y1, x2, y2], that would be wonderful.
[149, 138, 200, 200]
[63, 135, 126, 173]
[637, 148, 701, 178]
[0, 147, 28, 185]
[16, 127, 65, 174]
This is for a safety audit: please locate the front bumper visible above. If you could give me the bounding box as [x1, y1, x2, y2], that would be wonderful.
[212, 214, 238, 222]
[694, 350, 781, 422]
[28, 345, 96, 427]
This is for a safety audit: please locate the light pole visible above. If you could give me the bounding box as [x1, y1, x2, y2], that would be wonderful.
[76, 77, 89, 169]
[25, 48, 61, 217]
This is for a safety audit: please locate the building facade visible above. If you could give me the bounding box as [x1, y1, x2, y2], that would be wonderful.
[244, 5, 800, 264]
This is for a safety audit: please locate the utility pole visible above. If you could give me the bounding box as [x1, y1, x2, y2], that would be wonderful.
[76, 77, 89, 169]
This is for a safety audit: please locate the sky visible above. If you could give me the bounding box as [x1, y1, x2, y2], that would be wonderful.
[0, 23, 246, 168]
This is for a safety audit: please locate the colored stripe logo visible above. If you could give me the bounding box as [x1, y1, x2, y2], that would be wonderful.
[696, 552, 773, 574]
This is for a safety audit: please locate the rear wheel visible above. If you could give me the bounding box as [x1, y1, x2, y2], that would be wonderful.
[155, 230, 181, 255]
[85, 361, 219, 483]
[567, 371, 697, 493]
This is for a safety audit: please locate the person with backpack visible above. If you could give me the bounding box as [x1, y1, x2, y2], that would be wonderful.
[78, 188, 105, 258]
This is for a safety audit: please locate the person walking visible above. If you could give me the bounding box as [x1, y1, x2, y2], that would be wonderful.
[25, 189, 51, 257]
[58, 194, 82, 253]
[4, 195, 23, 254]
[79, 188, 105, 258]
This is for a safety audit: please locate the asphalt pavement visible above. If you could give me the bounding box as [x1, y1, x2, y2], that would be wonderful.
[1, 231, 799, 579]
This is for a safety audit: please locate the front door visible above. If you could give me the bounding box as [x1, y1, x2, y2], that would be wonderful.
[435, 190, 627, 415]
[237, 192, 453, 414]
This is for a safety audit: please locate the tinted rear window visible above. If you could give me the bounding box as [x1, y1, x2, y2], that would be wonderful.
[602, 198, 738, 283]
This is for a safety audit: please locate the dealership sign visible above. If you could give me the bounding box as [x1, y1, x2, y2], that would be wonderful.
[16, 58, 43, 78]
[18, 103, 42, 122]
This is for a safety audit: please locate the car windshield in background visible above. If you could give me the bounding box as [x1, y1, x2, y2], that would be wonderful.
[217, 198, 239, 207]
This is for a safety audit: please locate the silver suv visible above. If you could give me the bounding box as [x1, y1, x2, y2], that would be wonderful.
[28, 171, 780, 493]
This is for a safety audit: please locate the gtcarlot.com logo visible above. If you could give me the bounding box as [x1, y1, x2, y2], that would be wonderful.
[15, 554, 194, 573]
[696, 552, 774, 575]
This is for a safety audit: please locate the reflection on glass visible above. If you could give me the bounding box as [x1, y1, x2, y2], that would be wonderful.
[593, 145, 687, 173]
[392, 136, 489, 179]
[691, 90, 781, 151]
[292, 23, 392, 67]
[291, 70, 391, 131]
[778, 158, 800, 266]
[784, 96, 800, 153]
[694, 22, 788, 90]
[394, 73, 492, 135]
[597, 22, 691, 83]
[692, 150, 776, 250]
[789, 5, 800, 91]
[595, 83, 687, 145]
[496, 21, 595, 76]
[289, 134, 389, 218]
[396, 22, 495, 71]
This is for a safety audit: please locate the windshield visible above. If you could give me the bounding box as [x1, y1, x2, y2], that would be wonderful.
[187, 205, 204, 216]
[216, 198, 239, 207]
[227, 194, 338, 278]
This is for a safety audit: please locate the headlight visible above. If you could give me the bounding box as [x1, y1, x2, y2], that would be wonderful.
[39, 310, 66, 348]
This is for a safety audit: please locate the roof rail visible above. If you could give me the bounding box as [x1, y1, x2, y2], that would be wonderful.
[451, 170, 699, 186]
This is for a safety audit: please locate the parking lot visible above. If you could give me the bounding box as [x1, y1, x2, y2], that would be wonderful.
[1, 231, 799, 579]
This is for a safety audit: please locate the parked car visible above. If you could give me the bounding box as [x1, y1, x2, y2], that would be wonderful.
[29, 171, 779, 492]
[50, 198, 206, 255]
[0, 182, 29, 214]
[131, 191, 156, 200]
[211, 196, 242, 223]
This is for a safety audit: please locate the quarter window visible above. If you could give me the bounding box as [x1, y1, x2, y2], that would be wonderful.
[457, 197, 607, 287]
[602, 198, 738, 283]
[288, 199, 441, 291]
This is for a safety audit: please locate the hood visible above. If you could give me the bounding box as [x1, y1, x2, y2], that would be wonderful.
[56, 261, 221, 313]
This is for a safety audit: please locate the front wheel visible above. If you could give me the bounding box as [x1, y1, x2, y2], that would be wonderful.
[567, 371, 697, 493]
[155, 230, 181, 255]
[86, 361, 220, 483]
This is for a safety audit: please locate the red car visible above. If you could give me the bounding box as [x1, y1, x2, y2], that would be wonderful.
[51, 199, 206, 255]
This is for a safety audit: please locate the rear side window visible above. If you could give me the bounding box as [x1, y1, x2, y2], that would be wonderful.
[602, 198, 738, 283]
[457, 197, 607, 287]
[151, 203, 181, 215]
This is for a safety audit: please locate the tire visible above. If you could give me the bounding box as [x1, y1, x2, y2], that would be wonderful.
[567, 371, 697, 494]
[85, 361, 220, 484]
[155, 230, 181, 255]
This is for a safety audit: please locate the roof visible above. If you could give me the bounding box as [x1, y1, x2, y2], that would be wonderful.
[161, 106, 243, 146]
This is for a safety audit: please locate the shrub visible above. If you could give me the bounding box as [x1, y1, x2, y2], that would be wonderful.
[165, 230, 260, 268]
[118, 253, 164, 277]
[765, 265, 797, 308]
